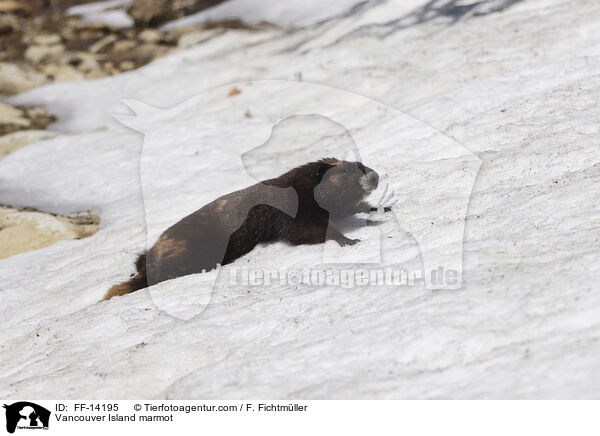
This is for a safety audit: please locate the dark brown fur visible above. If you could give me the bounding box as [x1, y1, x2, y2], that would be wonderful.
[103, 158, 381, 300]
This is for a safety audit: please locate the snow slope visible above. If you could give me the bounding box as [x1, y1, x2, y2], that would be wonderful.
[1, 0, 599, 398]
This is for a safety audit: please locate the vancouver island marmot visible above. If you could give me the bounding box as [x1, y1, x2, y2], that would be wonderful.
[103, 158, 384, 300]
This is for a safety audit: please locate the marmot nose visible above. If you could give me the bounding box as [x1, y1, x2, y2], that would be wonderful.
[367, 170, 379, 189]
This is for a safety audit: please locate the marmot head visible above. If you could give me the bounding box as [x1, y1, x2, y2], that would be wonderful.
[314, 158, 379, 216]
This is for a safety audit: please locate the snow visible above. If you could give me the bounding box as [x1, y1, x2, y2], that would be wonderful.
[66, 0, 134, 28]
[161, 0, 375, 30]
[1, 0, 599, 399]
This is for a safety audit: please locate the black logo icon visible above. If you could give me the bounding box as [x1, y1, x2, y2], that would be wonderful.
[3, 402, 50, 434]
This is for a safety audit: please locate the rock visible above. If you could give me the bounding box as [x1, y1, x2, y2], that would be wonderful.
[164, 26, 196, 44]
[85, 69, 108, 79]
[0, 129, 59, 158]
[62, 18, 111, 41]
[0, 207, 99, 260]
[0, 13, 17, 34]
[112, 43, 168, 66]
[32, 33, 62, 46]
[0, 102, 30, 135]
[138, 29, 163, 44]
[128, 0, 225, 26]
[127, 0, 168, 26]
[0, 103, 54, 135]
[227, 86, 241, 97]
[25, 44, 65, 64]
[177, 29, 221, 48]
[40, 64, 84, 82]
[112, 39, 137, 53]
[134, 43, 169, 64]
[20, 106, 55, 130]
[0, 62, 48, 95]
[63, 52, 101, 73]
[67, 18, 111, 32]
[101, 61, 121, 75]
[70, 52, 101, 73]
[119, 61, 135, 71]
[0, 0, 31, 15]
[89, 34, 118, 54]
[139, 42, 168, 58]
